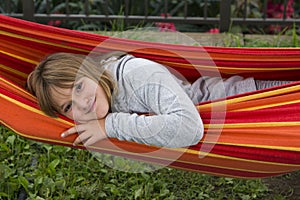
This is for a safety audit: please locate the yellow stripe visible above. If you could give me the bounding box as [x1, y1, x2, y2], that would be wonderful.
[229, 84, 300, 104]
[0, 30, 89, 53]
[235, 99, 300, 111]
[0, 64, 28, 78]
[203, 121, 300, 129]
[0, 50, 37, 65]
[200, 141, 300, 152]
[160, 60, 300, 71]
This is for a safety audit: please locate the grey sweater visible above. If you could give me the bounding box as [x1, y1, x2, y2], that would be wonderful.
[104, 55, 257, 148]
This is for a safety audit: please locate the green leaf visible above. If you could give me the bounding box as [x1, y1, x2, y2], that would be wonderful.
[0, 143, 10, 152]
[0, 192, 9, 197]
[6, 135, 16, 146]
[49, 159, 60, 169]
[35, 197, 46, 200]
[43, 144, 52, 152]
[55, 179, 66, 190]
[1, 164, 14, 179]
[134, 188, 143, 199]
[75, 176, 85, 183]
[159, 188, 170, 197]
[35, 176, 44, 186]
[18, 176, 29, 193]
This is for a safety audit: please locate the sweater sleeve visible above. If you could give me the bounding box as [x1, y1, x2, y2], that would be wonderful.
[105, 58, 203, 148]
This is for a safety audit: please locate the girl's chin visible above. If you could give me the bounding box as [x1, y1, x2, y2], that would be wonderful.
[96, 113, 108, 120]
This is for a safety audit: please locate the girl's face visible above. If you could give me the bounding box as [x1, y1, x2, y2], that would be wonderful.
[51, 77, 109, 122]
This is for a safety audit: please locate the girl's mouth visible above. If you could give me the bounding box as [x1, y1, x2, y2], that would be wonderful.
[87, 97, 96, 114]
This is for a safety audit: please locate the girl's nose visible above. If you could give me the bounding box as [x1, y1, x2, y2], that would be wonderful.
[75, 96, 90, 112]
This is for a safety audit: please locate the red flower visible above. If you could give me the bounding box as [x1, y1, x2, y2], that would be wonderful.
[207, 28, 220, 34]
[48, 12, 62, 27]
[267, 0, 294, 19]
[267, 0, 294, 33]
[48, 20, 61, 27]
[155, 13, 177, 32]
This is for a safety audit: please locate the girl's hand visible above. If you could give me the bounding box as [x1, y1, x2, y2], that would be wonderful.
[61, 118, 107, 147]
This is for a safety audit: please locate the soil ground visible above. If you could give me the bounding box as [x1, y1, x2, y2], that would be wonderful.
[263, 171, 300, 199]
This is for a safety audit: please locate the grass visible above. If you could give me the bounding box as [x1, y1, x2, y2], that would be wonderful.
[0, 126, 283, 199]
[1, 27, 300, 199]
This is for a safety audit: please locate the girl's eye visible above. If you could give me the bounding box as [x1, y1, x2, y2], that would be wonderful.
[75, 82, 83, 93]
[64, 103, 72, 113]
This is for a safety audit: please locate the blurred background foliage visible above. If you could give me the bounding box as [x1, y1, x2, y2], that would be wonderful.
[0, 0, 299, 33]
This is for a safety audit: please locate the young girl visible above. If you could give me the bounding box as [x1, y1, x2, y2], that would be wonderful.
[26, 52, 291, 148]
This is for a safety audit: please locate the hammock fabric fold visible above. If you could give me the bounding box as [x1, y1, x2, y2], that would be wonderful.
[1, 15, 300, 178]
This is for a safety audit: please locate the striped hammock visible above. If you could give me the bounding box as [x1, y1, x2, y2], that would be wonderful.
[1, 15, 300, 179]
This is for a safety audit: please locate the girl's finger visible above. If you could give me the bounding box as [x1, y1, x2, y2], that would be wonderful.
[61, 127, 77, 138]
[73, 132, 91, 146]
[83, 137, 98, 147]
[61, 124, 86, 138]
[73, 136, 82, 146]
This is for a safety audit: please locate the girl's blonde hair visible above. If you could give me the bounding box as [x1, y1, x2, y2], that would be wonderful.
[26, 51, 126, 117]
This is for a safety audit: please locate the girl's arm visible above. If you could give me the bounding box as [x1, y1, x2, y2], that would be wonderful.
[105, 58, 204, 148]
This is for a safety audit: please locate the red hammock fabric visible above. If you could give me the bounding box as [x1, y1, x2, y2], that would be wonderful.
[1, 15, 300, 178]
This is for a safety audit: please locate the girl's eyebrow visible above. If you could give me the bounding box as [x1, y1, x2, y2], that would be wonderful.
[73, 82, 80, 87]
[73, 79, 84, 88]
